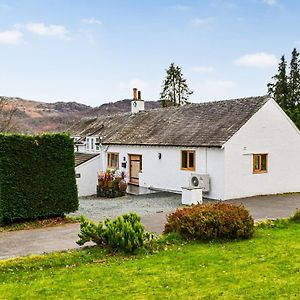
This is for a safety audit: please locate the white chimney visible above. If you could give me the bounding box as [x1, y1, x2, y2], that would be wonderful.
[131, 88, 144, 114]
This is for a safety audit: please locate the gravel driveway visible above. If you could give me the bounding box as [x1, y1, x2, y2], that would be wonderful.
[69, 192, 182, 232]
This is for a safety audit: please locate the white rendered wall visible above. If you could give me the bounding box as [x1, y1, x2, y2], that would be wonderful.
[75, 155, 101, 197]
[223, 99, 300, 200]
[76, 144, 86, 153]
[102, 145, 225, 200]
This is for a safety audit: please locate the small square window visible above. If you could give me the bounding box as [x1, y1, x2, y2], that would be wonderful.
[107, 152, 119, 169]
[253, 154, 268, 174]
[181, 150, 195, 171]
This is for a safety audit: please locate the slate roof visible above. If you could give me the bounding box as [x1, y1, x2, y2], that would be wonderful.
[75, 153, 99, 167]
[70, 96, 269, 147]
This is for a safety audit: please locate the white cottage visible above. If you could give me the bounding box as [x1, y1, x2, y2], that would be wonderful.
[70, 91, 300, 200]
[75, 153, 101, 196]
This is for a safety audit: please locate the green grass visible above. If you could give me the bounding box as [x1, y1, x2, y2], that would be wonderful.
[1, 222, 300, 299]
[0, 216, 79, 233]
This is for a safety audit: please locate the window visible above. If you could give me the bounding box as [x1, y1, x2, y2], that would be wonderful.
[253, 154, 268, 174]
[90, 138, 94, 150]
[107, 152, 119, 169]
[181, 150, 195, 171]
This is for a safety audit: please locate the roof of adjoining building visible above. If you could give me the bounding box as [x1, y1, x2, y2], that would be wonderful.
[69, 96, 269, 147]
[75, 153, 99, 167]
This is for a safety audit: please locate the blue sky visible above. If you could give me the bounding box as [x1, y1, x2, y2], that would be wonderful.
[0, 0, 299, 106]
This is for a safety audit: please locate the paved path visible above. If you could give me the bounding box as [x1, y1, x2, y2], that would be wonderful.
[0, 223, 81, 260]
[228, 193, 300, 221]
[0, 215, 169, 260]
[1, 193, 300, 260]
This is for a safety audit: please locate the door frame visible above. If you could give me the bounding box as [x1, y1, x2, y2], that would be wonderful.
[128, 154, 142, 185]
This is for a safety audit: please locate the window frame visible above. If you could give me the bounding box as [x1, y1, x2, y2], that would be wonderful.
[107, 152, 119, 169]
[86, 137, 90, 150]
[253, 153, 268, 174]
[90, 138, 94, 150]
[181, 150, 196, 171]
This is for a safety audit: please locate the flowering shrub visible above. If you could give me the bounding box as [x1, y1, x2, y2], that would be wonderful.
[98, 169, 127, 191]
[164, 203, 254, 241]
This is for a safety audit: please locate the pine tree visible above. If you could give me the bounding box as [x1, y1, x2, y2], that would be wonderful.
[268, 50, 300, 129]
[288, 48, 300, 109]
[267, 55, 289, 110]
[160, 63, 193, 107]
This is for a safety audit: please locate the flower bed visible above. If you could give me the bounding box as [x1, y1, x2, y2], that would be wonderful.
[97, 170, 127, 198]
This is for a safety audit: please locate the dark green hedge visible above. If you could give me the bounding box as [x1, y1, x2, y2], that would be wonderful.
[0, 134, 78, 224]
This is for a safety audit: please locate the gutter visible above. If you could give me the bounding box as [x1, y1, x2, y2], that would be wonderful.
[101, 142, 222, 148]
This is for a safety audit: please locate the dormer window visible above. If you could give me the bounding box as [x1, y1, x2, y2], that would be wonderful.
[86, 137, 93, 151]
[90, 138, 94, 150]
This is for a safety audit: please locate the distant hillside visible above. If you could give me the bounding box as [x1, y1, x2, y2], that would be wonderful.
[0, 96, 160, 134]
[89, 99, 160, 116]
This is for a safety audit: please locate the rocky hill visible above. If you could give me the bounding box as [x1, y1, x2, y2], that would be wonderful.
[0, 96, 160, 134]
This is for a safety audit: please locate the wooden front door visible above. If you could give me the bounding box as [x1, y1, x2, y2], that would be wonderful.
[129, 155, 142, 185]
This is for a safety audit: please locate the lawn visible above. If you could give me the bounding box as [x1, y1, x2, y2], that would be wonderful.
[1, 222, 300, 299]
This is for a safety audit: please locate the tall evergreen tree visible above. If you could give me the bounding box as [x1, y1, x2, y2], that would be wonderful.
[268, 49, 300, 129]
[288, 48, 300, 109]
[160, 63, 193, 107]
[267, 55, 289, 110]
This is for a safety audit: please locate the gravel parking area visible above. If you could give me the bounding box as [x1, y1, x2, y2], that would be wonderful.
[70, 192, 182, 222]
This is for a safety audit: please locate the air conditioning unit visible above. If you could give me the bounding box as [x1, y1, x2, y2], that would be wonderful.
[190, 174, 210, 192]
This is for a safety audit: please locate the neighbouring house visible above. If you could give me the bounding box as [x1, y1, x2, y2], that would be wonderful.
[75, 152, 100, 196]
[70, 89, 300, 200]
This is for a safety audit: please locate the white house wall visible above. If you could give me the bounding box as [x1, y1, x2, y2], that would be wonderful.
[223, 99, 300, 200]
[75, 155, 101, 197]
[102, 145, 225, 200]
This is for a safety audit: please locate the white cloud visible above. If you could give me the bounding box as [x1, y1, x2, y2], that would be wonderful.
[191, 17, 214, 28]
[0, 30, 23, 45]
[81, 18, 102, 25]
[25, 23, 69, 39]
[129, 79, 148, 89]
[119, 79, 148, 90]
[191, 66, 214, 73]
[263, 0, 277, 6]
[234, 52, 278, 68]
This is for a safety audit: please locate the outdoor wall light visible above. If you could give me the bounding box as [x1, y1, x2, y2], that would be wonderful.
[158, 153, 162, 159]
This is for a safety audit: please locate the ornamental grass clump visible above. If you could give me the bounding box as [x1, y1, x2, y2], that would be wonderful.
[77, 213, 151, 253]
[164, 203, 254, 241]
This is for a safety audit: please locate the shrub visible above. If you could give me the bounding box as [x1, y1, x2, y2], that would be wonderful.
[164, 202, 254, 241]
[77, 213, 152, 253]
[290, 209, 300, 223]
[0, 134, 78, 224]
[255, 218, 290, 229]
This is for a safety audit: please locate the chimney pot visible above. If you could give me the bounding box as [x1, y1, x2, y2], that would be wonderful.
[133, 88, 138, 100]
[137, 91, 141, 100]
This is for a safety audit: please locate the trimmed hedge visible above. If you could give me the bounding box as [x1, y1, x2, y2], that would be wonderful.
[0, 134, 78, 224]
[164, 203, 254, 241]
